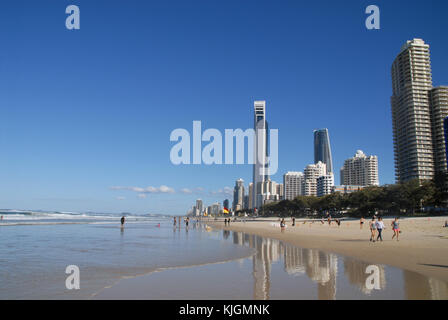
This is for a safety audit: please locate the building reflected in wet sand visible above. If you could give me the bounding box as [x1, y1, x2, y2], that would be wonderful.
[232, 231, 338, 299]
[229, 231, 448, 300]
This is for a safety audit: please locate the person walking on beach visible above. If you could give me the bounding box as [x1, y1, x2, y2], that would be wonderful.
[120, 216, 125, 226]
[369, 217, 377, 242]
[328, 215, 332, 225]
[376, 217, 384, 242]
[391, 217, 400, 241]
[360, 217, 364, 229]
[292, 217, 296, 227]
[173, 217, 177, 226]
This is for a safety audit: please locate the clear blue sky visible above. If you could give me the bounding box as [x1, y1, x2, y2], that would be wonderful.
[1, 0, 447, 215]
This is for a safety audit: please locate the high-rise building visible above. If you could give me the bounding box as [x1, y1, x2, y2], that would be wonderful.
[233, 178, 245, 211]
[253, 101, 269, 208]
[195, 199, 203, 216]
[317, 174, 334, 197]
[243, 195, 249, 210]
[304, 161, 326, 196]
[248, 183, 254, 209]
[314, 129, 333, 174]
[391, 38, 434, 182]
[210, 203, 221, 215]
[276, 183, 284, 200]
[430, 86, 448, 173]
[283, 172, 304, 200]
[340, 150, 379, 186]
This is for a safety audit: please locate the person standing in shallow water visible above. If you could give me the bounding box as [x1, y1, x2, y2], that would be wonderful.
[120, 216, 125, 226]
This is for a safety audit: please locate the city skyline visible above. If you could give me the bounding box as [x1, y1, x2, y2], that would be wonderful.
[1, 1, 448, 215]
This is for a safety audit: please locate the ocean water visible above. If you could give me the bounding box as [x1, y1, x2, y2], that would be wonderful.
[0, 211, 253, 299]
[1, 211, 447, 300]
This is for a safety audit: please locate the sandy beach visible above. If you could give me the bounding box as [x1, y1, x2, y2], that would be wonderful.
[207, 216, 448, 282]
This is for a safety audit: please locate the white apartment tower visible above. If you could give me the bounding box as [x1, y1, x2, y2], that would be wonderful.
[340, 150, 379, 186]
[283, 172, 304, 200]
[391, 38, 434, 182]
[304, 161, 326, 196]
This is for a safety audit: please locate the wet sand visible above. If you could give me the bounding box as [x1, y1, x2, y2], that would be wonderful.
[207, 216, 448, 282]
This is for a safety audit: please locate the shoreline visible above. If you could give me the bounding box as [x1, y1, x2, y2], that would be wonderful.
[206, 216, 448, 282]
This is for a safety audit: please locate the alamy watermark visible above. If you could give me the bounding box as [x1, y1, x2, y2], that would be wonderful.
[65, 265, 80, 290]
[169, 121, 279, 175]
[365, 265, 381, 290]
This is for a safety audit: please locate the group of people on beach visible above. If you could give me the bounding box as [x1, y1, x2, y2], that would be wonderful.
[367, 216, 400, 242]
[173, 216, 190, 227]
[274, 214, 403, 243]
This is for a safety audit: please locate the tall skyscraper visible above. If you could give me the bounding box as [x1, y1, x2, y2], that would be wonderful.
[233, 178, 245, 211]
[248, 183, 254, 209]
[195, 199, 203, 216]
[283, 172, 304, 200]
[340, 150, 379, 186]
[430, 86, 448, 173]
[391, 39, 434, 182]
[314, 129, 333, 174]
[253, 101, 269, 208]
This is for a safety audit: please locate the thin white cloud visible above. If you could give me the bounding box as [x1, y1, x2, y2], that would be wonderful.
[109, 185, 175, 196]
[116, 196, 126, 200]
[210, 187, 233, 196]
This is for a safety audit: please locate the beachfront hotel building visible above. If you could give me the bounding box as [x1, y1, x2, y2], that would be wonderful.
[391, 39, 448, 182]
[283, 172, 304, 200]
[314, 128, 334, 175]
[303, 161, 327, 196]
[391, 38, 434, 182]
[256, 179, 283, 205]
[340, 150, 379, 186]
[253, 101, 269, 209]
[317, 174, 334, 197]
[430, 86, 448, 173]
